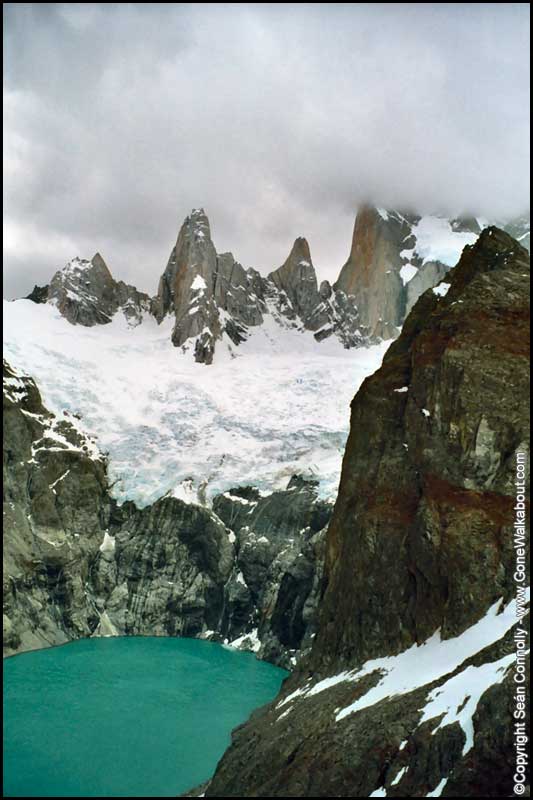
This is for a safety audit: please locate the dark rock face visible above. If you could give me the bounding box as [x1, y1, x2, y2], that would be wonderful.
[318, 227, 530, 668]
[213, 479, 332, 666]
[3, 362, 329, 666]
[205, 228, 530, 797]
[25, 284, 49, 303]
[45, 253, 151, 326]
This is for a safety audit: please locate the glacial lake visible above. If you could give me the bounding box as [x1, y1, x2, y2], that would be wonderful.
[3, 636, 288, 797]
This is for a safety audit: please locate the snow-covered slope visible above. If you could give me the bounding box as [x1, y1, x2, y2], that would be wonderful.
[3, 298, 389, 507]
[7, 208, 528, 508]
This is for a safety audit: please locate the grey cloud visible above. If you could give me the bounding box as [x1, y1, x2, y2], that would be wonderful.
[3, 2, 530, 298]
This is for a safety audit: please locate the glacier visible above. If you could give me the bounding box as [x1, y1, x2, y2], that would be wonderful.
[3, 298, 389, 507]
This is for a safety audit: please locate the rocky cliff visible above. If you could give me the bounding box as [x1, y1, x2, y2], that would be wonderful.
[335, 206, 413, 337]
[204, 227, 530, 797]
[3, 360, 331, 667]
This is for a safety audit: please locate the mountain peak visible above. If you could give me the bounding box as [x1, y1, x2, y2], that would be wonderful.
[288, 236, 312, 264]
[440, 225, 530, 303]
[269, 236, 316, 285]
[182, 208, 212, 242]
[38, 252, 149, 327]
[91, 251, 110, 272]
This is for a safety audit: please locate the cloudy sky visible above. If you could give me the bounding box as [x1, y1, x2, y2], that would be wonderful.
[3, 3, 530, 298]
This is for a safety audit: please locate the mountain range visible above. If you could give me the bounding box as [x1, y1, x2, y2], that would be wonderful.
[25, 206, 530, 362]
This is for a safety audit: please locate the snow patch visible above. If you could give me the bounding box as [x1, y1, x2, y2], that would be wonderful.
[275, 594, 525, 733]
[419, 652, 515, 754]
[335, 596, 523, 722]
[49, 469, 70, 491]
[191, 275, 207, 291]
[399, 264, 419, 285]
[411, 217, 477, 267]
[227, 628, 261, 653]
[426, 778, 448, 797]
[99, 531, 115, 554]
[390, 767, 408, 786]
[432, 282, 451, 297]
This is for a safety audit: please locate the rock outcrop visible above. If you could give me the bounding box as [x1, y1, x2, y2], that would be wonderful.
[212, 478, 332, 666]
[27, 253, 151, 327]
[3, 361, 330, 667]
[205, 227, 530, 797]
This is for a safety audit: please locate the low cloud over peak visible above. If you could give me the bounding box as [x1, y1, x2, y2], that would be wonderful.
[3, 3, 530, 298]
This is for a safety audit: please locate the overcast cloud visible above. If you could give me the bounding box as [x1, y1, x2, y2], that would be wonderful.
[3, 3, 530, 298]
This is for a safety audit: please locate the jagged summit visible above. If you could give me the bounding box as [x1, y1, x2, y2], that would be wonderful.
[268, 237, 320, 327]
[25, 252, 151, 327]
[150, 210, 374, 363]
[153, 207, 217, 324]
[21, 206, 530, 363]
[152, 208, 268, 363]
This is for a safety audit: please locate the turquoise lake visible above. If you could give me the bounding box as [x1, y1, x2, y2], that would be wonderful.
[3, 637, 288, 797]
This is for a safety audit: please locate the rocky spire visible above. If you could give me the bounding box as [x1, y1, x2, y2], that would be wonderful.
[334, 205, 413, 338]
[153, 209, 270, 363]
[153, 208, 218, 323]
[268, 237, 322, 326]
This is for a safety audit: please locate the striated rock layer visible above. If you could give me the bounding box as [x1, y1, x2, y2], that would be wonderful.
[205, 227, 530, 797]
